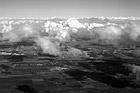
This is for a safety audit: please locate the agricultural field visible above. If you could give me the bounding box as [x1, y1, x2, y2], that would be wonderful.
[0, 17, 140, 93]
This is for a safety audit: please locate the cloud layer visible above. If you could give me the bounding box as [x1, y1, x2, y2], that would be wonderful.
[0, 17, 140, 56]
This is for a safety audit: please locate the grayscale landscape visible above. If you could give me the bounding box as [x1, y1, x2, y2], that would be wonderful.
[0, 17, 140, 93]
[0, 0, 140, 93]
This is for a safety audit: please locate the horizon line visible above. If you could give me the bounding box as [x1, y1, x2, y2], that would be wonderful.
[0, 16, 140, 19]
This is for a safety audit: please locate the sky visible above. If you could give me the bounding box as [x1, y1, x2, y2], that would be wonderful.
[0, 0, 140, 18]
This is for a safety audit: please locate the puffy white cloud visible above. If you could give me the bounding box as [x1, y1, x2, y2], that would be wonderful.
[44, 21, 50, 28]
[91, 23, 105, 27]
[2, 31, 19, 42]
[128, 22, 140, 40]
[2, 24, 13, 33]
[106, 25, 122, 36]
[72, 28, 78, 33]
[66, 18, 85, 28]
[94, 25, 122, 40]
[66, 47, 87, 57]
[1, 17, 140, 56]
[35, 37, 61, 56]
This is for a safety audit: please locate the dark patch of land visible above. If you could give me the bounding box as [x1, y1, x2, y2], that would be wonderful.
[0, 41, 140, 93]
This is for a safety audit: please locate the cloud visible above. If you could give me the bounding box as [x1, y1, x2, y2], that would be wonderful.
[66, 18, 85, 28]
[126, 64, 140, 81]
[2, 31, 19, 42]
[131, 49, 140, 58]
[1, 18, 140, 56]
[35, 37, 61, 56]
[2, 23, 38, 42]
[94, 25, 122, 40]
[127, 22, 140, 41]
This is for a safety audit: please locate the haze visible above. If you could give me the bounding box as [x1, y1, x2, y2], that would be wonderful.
[0, 0, 140, 18]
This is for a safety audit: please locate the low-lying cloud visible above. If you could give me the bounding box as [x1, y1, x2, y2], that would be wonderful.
[0, 18, 140, 56]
